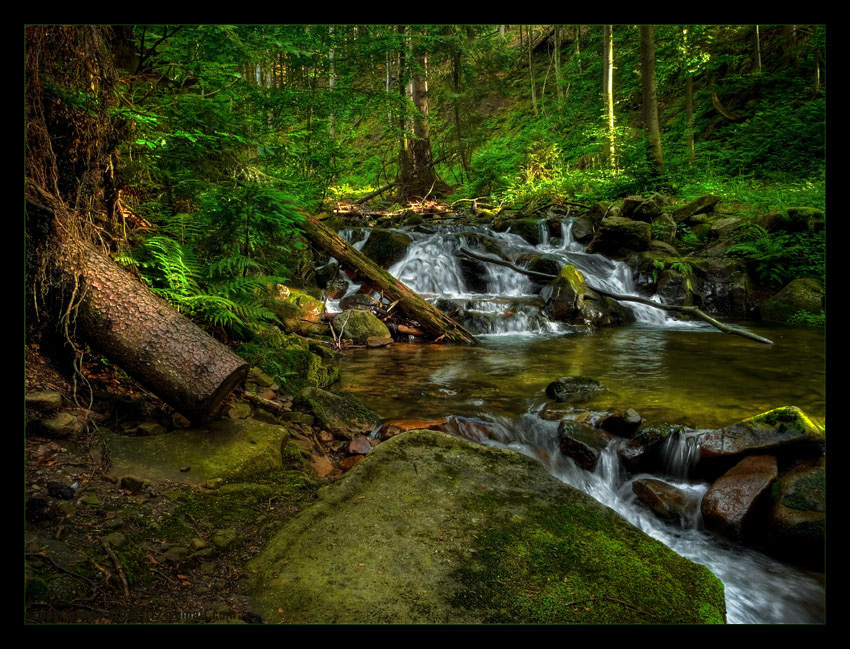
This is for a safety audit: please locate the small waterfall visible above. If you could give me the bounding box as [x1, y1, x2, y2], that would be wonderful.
[660, 428, 704, 479]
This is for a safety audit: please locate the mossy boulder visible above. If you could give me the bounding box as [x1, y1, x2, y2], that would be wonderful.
[265, 286, 325, 336]
[767, 457, 825, 564]
[331, 309, 391, 344]
[360, 228, 412, 268]
[760, 278, 825, 323]
[508, 218, 546, 246]
[672, 195, 720, 223]
[569, 215, 596, 243]
[543, 265, 635, 327]
[587, 217, 651, 257]
[783, 207, 825, 233]
[246, 430, 726, 624]
[104, 418, 291, 485]
[699, 407, 824, 461]
[296, 387, 382, 439]
[618, 424, 682, 472]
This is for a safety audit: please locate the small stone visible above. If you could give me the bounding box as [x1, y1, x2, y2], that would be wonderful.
[228, 403, 252, 419]
[136, 421, 168, 436]
[39, 412, 78, 438]
[310, 454, 334, 478]
[57, 501, 76, 517]
[250, 369, 275, 387]
[80, 494, 100, 506]
[366, 336, 393, 348]
[318, 430, 334, 443]
[25, 390, 63, 412]
[339, 455, 364, 472]
[190, 537, 209, 551]
[47, 481, 76, 500]
[164, 546, 191, 562]
[346, 436, 373, 455]
[200, 562, 216, 575]
[119, 475, 151, 494]
[172, 412, 192, 429]
[211, 528, 238, 550]
[204, 478, 224, 490]
[103, 532, 126, 549]
[180, 466, 191, 473]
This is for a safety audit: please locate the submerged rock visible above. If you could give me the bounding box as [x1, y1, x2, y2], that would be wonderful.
[557, 420, 613, 471]
[246, 430, 726, 624]
[545, 376, 606, 404]
[632, 479, 693, 525]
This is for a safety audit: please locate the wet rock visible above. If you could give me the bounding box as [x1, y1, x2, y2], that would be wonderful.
[136, 421, 168, 436]
[297, 387, 382, 439]
[699, 407, 824, 461]
[543, 265, 635, 328]
[346, 436, 373, 455]
[701, 455, 778, 542]
[246, 430, 725, 624]
[632, 478, 693, 524]
[672, 195, 720, 223]
[760, 278, 824, 323]
[265, 287, 325, 337]
[557, 420, 613, 471]
[309, 453, 334, 478]
[569, 215, 596, 243]
[507, 218, 546, 246]
[545, 376, 606, 404]
[618, 424, 681, 472]
[360, 228, 413, 268]
[767, 456, 825, 564]
[442, 416, 513, 445]
[378, 417, 447, 441]
[598, 409, 642, 437]
[332, 310, 391, 345]
[366, 336, 393, 348]
[25, 390, 63, 412]
[339, 293, 375, 311]
[228, 403, 252, 420]
[586, 217, 651, 257]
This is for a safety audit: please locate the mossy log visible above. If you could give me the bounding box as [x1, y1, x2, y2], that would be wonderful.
[57, 236, 249, 423]
[299, 211, 478, 344]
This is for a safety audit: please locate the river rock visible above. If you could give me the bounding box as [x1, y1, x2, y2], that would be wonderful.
[507, 218, 546, 246]
[618, 425, 681, 472]
[586, 217, 651, 257]
[266, 286, 324, 337]
[760, 278, 824, 323]
[709, 217, 742, 240]
[378, 417, 447, 441]
[630, 193, 666, 222]
[701, 455, 778, 542]
[767, 456, 825, 564]
[699, 406, 824, 461]
[598, 409, 642, 437]
[545, 376, 606, 404]
[686, 257, 753, 318]
[297, 387, 382, 439]
[632, 478, 693, 525]
[783, 207, 825, 233]
[245, 430, 726, 624]
[651, 213, 677, 244]
[332, 309, 391, 344]
[360, 228, 413, 268]
[543, 265, 635, 328]
[672, 195, 720, 223]
[442, 416, 513, 444]
[569, 215, 596, 243]
[557, 420, 613, 471]
[35, 412, 79, 438]
[347, 436, 373, 455]
[620, 196, 644, 219]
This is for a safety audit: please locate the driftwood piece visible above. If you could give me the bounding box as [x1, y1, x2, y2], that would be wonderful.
[458, 247, 773, 345]
[299, 212, 479, 344]
[57, 236, 250, 422]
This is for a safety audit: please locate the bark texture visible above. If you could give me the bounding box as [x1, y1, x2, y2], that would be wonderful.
[60, 235, 249, 423]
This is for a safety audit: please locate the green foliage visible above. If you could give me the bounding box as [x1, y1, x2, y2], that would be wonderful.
[786, 311, 825, 328]
[727, 230, 825, 288]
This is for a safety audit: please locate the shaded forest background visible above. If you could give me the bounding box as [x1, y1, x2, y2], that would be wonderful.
[24, 24, 826, 374]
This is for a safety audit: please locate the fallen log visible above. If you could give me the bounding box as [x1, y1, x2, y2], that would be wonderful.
[458, 247, 773, 345]
[299, 212, 479, 344]
[56, 235, 250, 423]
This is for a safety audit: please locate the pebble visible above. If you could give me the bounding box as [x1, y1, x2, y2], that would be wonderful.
[180, 466, 191, 473]
[47, 481, 75, 500]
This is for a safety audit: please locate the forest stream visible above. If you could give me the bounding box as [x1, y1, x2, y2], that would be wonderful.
[336, 220, 826, 624]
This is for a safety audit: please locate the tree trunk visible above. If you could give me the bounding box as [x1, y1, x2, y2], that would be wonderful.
[686, 74, 695, 163]
[410, 52, 437, 191]
[298, 212, 478, 344]
[554, 25, 562, 101]
[640, 25, 664, 175]
[56, 233, 249, 423]
[527, 25, 538, 115]
[603, 25, 617, 170]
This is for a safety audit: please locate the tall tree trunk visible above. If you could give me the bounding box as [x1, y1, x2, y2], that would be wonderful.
[397, 26, 415, 195]
[602, 25, 617, 171]
[686, 74, 695, 163]
[575, 25, 582, 74]
[328, 25, 336, 139]
[527, 25, 538, 115]
[754, 25, 763, 73]
[554, 25, 562, 101]
[640, 25, 664, 175]
[410, 52, 437, 192]
[451, 45, 470, 177]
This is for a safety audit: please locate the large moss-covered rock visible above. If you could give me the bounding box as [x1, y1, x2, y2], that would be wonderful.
[331, 309, 391, 344]
[246, 431, 726, 624]
[783, 207, 825, 233]
[296, 387, 381, 439]
[699, 407, 824, 461]
[587, 217, 651, 257]
[360, 228, 413, 268]
[508, 218, 546, 246]
[543, 265, 636, 327]
[105, 418, 291, 485]
[672, 195, 720, 223]
[760, 278, 825, 323]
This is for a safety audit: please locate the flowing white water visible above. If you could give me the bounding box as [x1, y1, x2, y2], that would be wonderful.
[454, 412, 825, 624]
